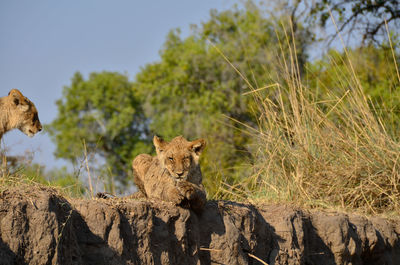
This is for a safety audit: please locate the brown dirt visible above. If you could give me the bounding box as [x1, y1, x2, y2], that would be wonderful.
[0, 186, 399, 265]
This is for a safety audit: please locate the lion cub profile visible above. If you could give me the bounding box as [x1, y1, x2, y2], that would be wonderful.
[132, 135, 207, 212]
[0, 89, 42, 140]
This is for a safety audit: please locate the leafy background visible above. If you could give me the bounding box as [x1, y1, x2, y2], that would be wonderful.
[2, 0, 400, 215]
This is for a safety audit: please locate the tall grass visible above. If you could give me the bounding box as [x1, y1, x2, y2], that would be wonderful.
[223, 28, 400, 215]
[0, 153, 85, 198]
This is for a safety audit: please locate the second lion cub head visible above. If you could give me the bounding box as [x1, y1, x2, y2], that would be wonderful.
[153, 135, 206, 182]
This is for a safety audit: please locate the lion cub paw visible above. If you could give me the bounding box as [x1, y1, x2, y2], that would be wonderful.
[177, 181, 196, 200]
[169, 188, 185, 205]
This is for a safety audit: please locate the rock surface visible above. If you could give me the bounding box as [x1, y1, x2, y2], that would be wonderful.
[0, 186, 399, 265]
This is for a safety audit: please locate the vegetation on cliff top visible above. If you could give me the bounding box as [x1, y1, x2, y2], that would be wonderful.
[2, 0, 400, 215]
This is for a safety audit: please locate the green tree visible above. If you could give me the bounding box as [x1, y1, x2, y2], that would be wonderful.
[48, 72, 150, 188]
[134, 2, 309, 196]
[48, 1, 310, 195]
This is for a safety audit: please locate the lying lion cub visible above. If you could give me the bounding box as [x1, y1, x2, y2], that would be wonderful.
[132, 135, 207, 212]
[0, 89, 42, 140]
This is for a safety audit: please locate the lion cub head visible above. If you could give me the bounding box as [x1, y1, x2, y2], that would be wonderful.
[6, 89, 42, 137]
[153, 135, 206, 182]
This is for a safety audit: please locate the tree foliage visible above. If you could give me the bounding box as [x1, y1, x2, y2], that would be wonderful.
[48, 1, 400, 199]
[308, 0, 400, 43]
[48, 72, 150, 186]
[134, 2, 308, 195]
[48, 2, 310, 195]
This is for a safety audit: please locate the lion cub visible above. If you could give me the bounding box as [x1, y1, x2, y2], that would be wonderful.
[132, 135, 207, 212]
[0, 89, 42, 140]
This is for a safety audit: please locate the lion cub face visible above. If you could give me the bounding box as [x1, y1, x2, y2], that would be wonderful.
[8, 89, 42, 137]
[153, 135, 206, 181]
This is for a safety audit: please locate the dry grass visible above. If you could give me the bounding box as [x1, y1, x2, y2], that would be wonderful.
[0, 155, 84, 199]
[248, 78, 400, 215]
[216, 24, 400, 216]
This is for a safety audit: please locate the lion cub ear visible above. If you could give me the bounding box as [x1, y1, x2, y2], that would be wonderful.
[153, 135, 168, 156]
[9, 89, 30, 112]
[190, 138, 206, 157]
[8, 89, 23, 97]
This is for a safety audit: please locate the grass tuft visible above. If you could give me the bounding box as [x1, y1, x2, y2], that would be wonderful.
[219, 27, 400, 216]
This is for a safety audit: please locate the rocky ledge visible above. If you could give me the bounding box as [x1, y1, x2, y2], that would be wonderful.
[0, 186, 399, 265]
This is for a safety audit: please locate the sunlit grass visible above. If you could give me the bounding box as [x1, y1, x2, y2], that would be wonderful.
[1, 155, 85, 198]
[213, 22, 400, 216]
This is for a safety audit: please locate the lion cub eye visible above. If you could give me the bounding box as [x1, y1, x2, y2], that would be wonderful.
[168, 157, 174, 162]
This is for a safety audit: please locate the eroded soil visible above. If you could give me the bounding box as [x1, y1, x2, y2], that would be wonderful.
[0, 186, 399, 265]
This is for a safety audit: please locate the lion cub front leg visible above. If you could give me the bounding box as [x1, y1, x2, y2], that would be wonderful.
[176, 181, 207, 213]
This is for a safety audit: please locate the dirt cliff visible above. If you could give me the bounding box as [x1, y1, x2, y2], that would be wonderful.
[0, 186, 398, 265]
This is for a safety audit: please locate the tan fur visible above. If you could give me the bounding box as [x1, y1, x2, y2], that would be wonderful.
[132, 135, 207, 212]
[0, 89, 42, 140]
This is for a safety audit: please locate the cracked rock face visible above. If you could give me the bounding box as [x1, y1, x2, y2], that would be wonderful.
[0, 187, 399, 265]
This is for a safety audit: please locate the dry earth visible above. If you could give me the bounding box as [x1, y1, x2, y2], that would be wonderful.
[0, 186, 399, 265]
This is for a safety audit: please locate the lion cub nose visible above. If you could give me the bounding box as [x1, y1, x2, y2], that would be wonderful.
[177, 172, 184, 177]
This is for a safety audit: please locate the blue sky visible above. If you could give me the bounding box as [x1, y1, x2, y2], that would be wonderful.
[0, 0, 234, 169]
